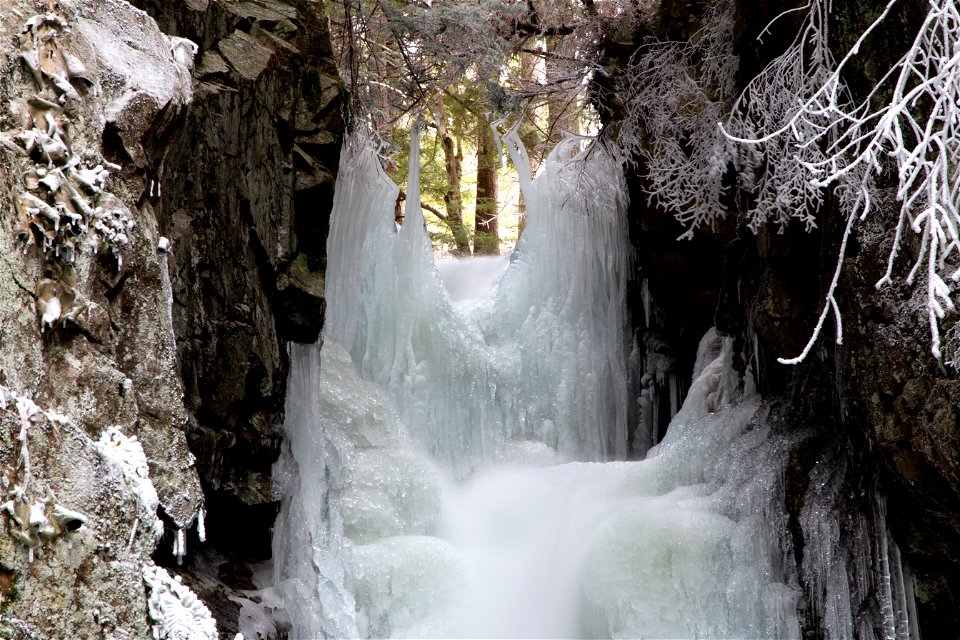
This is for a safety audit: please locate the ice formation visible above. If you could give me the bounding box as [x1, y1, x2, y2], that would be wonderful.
[3, 1, 198, 336]
[13, 8, 135, 269]
[96, 426, 164, 541]
[274, 129, 918, 638]
[321, 126, 630, 471]
[799, 450, 920, 640]
[143, 563, 218, 640]
[98, 424, 206, 568]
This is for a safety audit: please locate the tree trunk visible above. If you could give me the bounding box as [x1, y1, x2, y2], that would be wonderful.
[435, 101, 471, 255]
[474, 117, 499, 255]
[516, 51, 541, 238]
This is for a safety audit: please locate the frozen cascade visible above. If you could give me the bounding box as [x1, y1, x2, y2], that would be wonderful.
[273, 128, 918, 638]
[321, 126, 630, 470]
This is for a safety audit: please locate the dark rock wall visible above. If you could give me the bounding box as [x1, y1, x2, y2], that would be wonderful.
[130, 0, 342, 568]
[601, 0, 960, 635]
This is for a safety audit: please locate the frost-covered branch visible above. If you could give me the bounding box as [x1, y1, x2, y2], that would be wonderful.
[615, 0, 738, 236]
[720, 0, 960, 361]
[721, 0, 837, 233]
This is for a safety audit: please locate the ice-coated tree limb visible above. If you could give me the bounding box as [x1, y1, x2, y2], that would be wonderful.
[719, 0, 960, 362]
[777, 198, 859, 365]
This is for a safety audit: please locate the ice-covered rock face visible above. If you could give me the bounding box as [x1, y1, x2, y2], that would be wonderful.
[2, 0, 202, 508]
[0, 386, 210, 637]
[143, 564, 218, 640]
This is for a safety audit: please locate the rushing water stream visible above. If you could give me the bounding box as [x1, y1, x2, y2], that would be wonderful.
[272, 129, 918, 638]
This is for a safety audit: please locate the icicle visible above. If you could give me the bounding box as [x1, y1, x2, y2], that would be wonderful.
[642, 277, 651, 328]
[502, 122, 533, 201]
[669, 374, 680, 419]
[172, 527, 185, 565]
[127, 516, 139, 553]
[197, 508, 206, 543]
[402, 121, 422, 225]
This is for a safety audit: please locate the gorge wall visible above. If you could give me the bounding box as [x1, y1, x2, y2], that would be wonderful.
[131, 0, 342, 565]
[601, 0, 960, 635]
[129, 0, 344, 633]
[0, 0, 341, 636]
[0, 0, 958, 637]
[0, 0, 203, 635]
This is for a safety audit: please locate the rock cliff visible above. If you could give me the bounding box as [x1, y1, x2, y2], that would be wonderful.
[0, 0, 342, 636]
[0, 0, 206, 636]
[131, 0, 342, 568]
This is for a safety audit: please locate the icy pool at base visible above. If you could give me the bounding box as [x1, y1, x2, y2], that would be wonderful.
[276, 335, 801, 639]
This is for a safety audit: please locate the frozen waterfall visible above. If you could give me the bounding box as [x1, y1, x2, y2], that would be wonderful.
[272, 129, 918, 638]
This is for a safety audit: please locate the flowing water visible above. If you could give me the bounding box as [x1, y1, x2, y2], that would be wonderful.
[272, 129, 918, 639]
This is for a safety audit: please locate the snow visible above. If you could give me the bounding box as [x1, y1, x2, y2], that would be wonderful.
[96, 426, 163, 541]
[40, 295, 61, 330]
[143, 563, 218, 640]
[73, 0, 194, 105]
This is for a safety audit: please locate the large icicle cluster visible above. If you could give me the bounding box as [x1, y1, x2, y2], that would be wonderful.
[276, 128, 631, 636]
[323, 127, 630, 470]
[800, 450, 919, 639]
[273, 342, 451, 638]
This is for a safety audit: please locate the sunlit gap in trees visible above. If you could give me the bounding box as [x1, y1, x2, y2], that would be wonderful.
[386, 108, 602, 258]
[325, 0, 626, 257]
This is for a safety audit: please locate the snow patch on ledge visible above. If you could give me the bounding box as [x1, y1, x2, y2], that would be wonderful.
[96, 426, 164, 541]
[72, 0, 195, 105]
